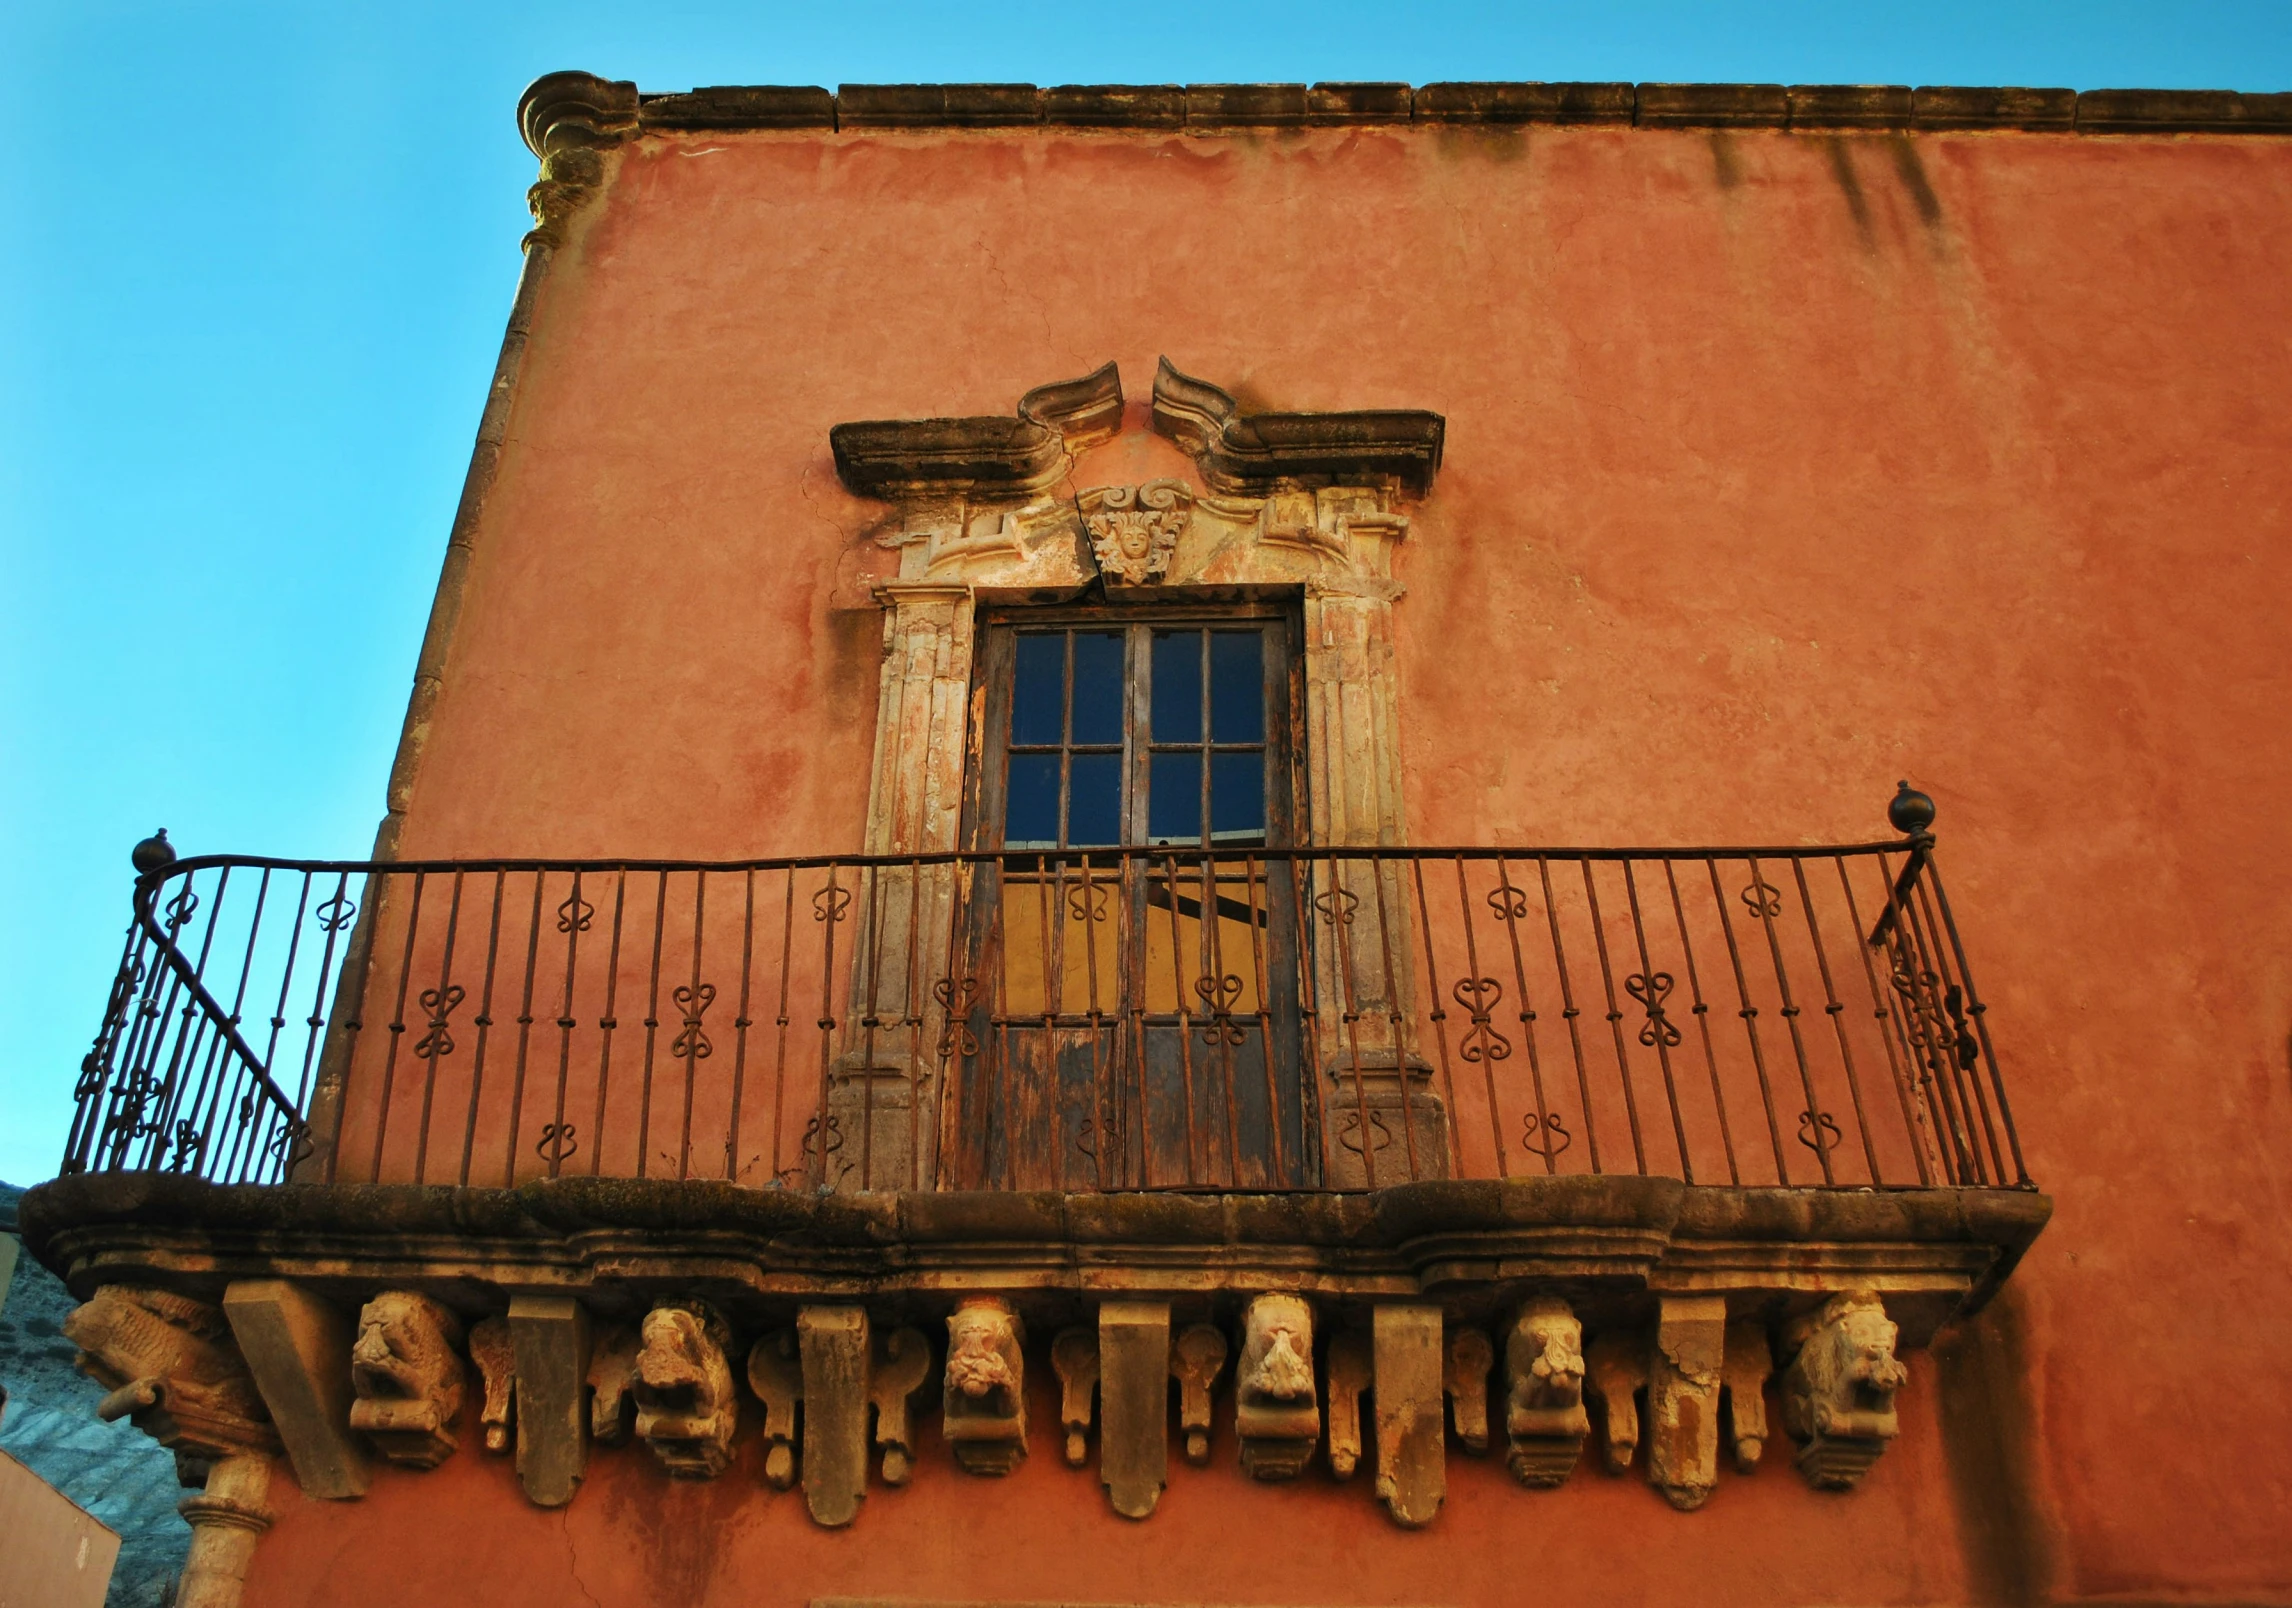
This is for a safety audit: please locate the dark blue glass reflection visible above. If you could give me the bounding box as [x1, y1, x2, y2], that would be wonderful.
[1012, 635, 1064, 746]
[1210, 751, 1265, 840]
[1151, 630, 1202, 745]
[1067, 753, 1121, 845]
[1210, 632, 1263, 744]
[1149, 751, 1202, 844]
[1005, 753, 1060, 846]
[1069, 633, 1124, 745]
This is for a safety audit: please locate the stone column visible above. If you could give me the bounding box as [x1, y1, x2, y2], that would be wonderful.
[825, 580, 976, 1189]
[1305, 565, 1448, 1186]
[176, 1455, 272, 1608]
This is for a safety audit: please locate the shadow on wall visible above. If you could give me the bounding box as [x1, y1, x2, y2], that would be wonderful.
[0, 1181, 190, 1608]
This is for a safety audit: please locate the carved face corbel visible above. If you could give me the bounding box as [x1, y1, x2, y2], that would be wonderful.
[634, 1299, 739, 1479]
[1079, 481, 1191, 585]
[943, 1296, 1027, 1475]
[1783, 1290, 1907, 1489]
[348, 1291, 467, 1469]
[1504, 1297, 1589, 1488]
[64, 1285, 279, 1481]
[1234, 1294, 1319, 1480]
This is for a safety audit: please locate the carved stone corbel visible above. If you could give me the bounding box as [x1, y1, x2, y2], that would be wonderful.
[1782, 1291, 1907, 1489]
[745, 1329, 803, 1490]
[871, 1326, 935, 1485]
[175, 1455, 273, 1608]
[1584, 1329, 1646, 1476]
[347, 1291, 465, 1470]
[1169, 1322, 1228, 1466]
[943, 1297, 1027, 1475]
[1504, 1297, 1589, 1488]
[1051, 1327, 1100, 1467]
[1443, 1326, 1495, 1455]
[1233, 1295, 1318, 1480]
[633, 1299, 738, 1479]
[468, 1317, 516, 1454]
[796, 1306, 870, 1525]
[65, 1286, 279, 1482]
[1325, 1327, 1372, 1481]
[1648, 1296, 1727, 1511]
[514, 72, 639, 251]
[1097, 1301, 1170, 1519]
[1722, 1321, 1773, 1473]
[586, 1323, 641, 1446]
[1371, 1304, 1446, 1528]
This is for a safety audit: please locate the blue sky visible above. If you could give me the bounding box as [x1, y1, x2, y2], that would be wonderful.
[3, 0, 2287, 1187]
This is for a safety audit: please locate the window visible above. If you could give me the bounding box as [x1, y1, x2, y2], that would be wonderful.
[990, 618, 1285, 851]
[954, 606, 1308, 1191]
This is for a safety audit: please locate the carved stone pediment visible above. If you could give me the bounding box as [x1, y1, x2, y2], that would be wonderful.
[1080, 481, 1190, 585]
[348, 1291, 466, 1469]
[831, 363, 1123, 499]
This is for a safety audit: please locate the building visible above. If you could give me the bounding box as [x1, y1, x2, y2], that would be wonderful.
[20, 71, 2292, 1608]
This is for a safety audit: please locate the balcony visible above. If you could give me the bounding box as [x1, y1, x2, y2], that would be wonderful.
[30, 800, 2047, 1523]
[63, 819, 2025, 1200]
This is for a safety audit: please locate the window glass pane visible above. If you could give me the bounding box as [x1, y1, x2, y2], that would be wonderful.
[1012, 635, 1065, 746]
[1210, 631, 1264, 744]
[1005, 753, 1060, 846]
[1148, 751, 1202, 844]
[1070, 632, 1124, 746]
[1151, 629, 1203, 745]
[1067, 753, 1121, 846]
[1210, 750, 1266, 840]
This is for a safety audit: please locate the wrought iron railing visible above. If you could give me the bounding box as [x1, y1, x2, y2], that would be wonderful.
[61, 810, 2027, 1195]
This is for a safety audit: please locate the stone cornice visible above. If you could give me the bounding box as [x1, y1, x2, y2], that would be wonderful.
[23, 1173, 2048, 1347]
[515, 70, 2292, 137]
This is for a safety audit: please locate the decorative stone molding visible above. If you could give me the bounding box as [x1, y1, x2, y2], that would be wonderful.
[64, 1285, 278, 1480]
[1080, 481, 1190, 585]
[1325, 1326, 1372, 1480]
[1782, 1290, 1907, 1489]
[1170, 1322, 1228, 1465]
[1051, 1327, 1100, 1466]
[943, 1296, 1027, 1474]
[1443, 1326, 1495, 1455]
[175, 1454, 273, 1608]
[1721, 1321, 1773, 1473]
[1505, 1297, 1589, 1487]
[832, 361, 1451, 1190]
[347, 1291, 464, 1470]
[633, 1298, 738, 1478]
[1149, 358, 1445, 496]
[468, 1316, 516, 1453]
[745, 1328, 803, 1490]
[1584, 1329, 1645, 1476]
[870, 1326, 935, 1486]
[586, 1323, 640, 1445]
[1233, 1294, 1317, 1479]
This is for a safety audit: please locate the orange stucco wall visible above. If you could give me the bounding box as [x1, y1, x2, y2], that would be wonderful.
[317, 119, 2292, 1605]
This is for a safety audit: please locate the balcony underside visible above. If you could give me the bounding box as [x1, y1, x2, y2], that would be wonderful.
[24, 1171, 2046, 1347]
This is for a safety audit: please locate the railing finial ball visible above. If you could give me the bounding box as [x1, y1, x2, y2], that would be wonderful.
[1888, 782, 1936, 837]
[132, 828, 177, 875]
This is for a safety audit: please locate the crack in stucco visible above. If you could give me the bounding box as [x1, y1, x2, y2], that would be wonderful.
[560, 1510, 604, 1608]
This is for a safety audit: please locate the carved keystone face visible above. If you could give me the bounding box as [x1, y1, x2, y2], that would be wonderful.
[946, 1306, 1018, 1406]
